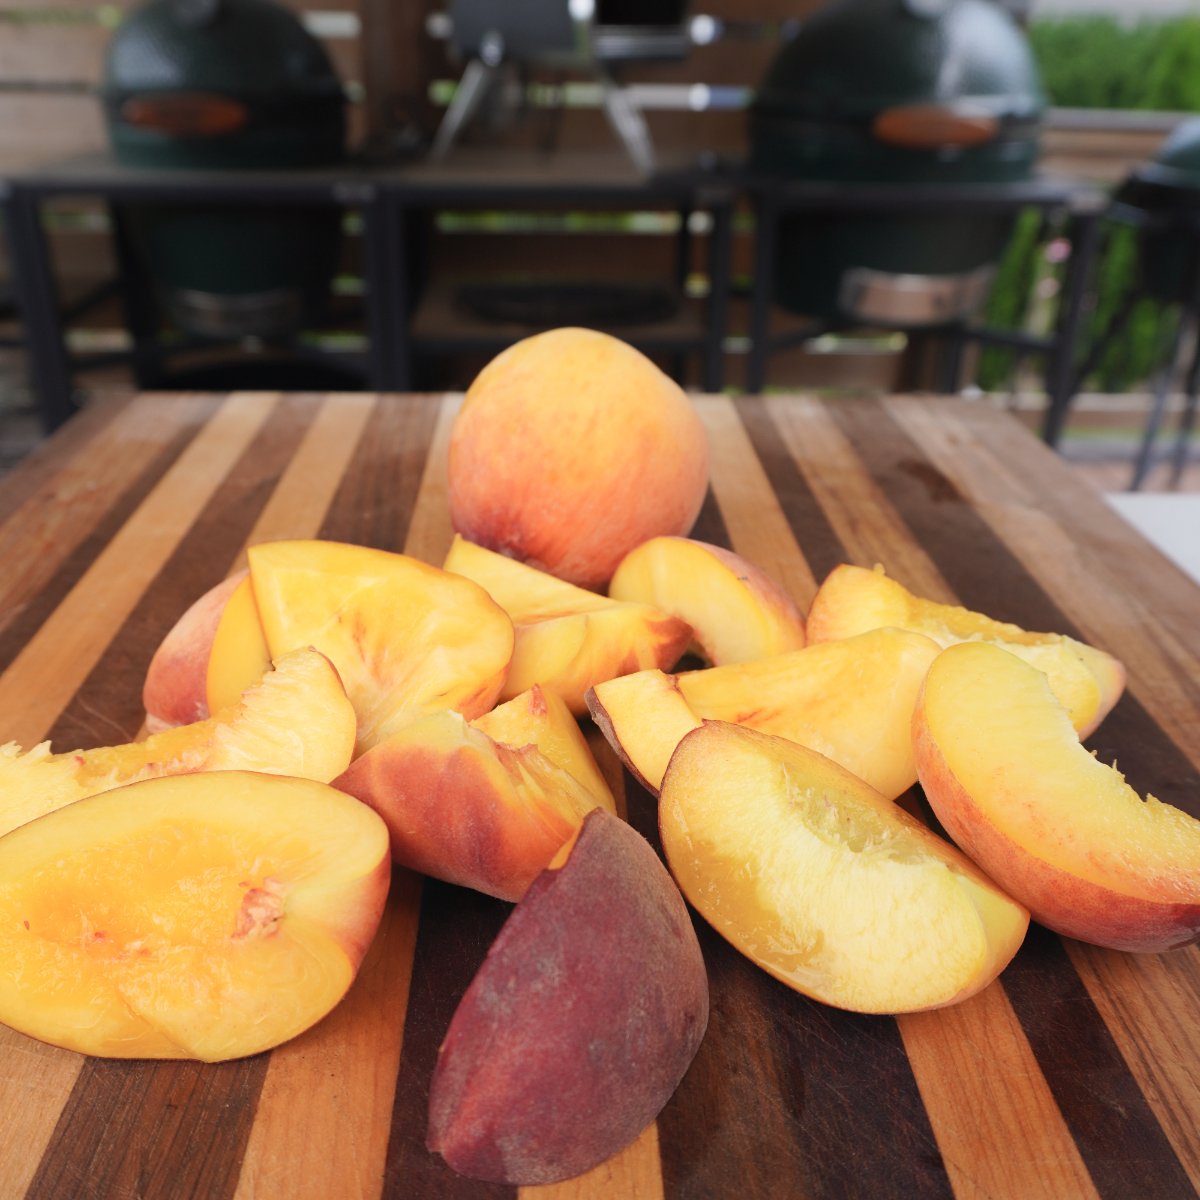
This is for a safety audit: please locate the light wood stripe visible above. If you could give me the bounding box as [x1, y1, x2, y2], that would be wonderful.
[763, 393, 955, 601]
[697, 395, 819, 609]
[903, 986, 1098, 1199]
[401, 393, 460, 567]
[0, 391, 277, 1200]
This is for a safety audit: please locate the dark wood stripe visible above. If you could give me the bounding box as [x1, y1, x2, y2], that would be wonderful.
[825, 398, 1197, 1197]
[46, 394, 323, 750]
[624, 775, 953, 1200]
[0, 413, 212, 676]
[1002, 925, 1199, 1200]
[689, 485, 732, 549]
[733, 396, 847, 587]
[383, 878, 515, 1200]
[318, 395, 442, 551]
[26, 1057, 268, 1200]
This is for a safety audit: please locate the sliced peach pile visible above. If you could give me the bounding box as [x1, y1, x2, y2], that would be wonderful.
[609, 535, 806, 664]
[0, 771, 390, 1060]
[244, 539, 514, 752]
[659, 722, 1030, 1013]
[807, 563, 1125, 738]
[914, 641, 1200, 952]
[427, 808, 708, 1185]
[335, 686, 615, 901]
[443, 534, 691, 714]
[1, 647, 356, 839]
[588, 626, 940, 800]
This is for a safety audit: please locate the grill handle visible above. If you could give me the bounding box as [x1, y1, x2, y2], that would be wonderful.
[872, 101, 1001, 150]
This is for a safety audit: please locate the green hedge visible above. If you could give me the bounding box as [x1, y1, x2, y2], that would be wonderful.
[977, 15, 1200, 393]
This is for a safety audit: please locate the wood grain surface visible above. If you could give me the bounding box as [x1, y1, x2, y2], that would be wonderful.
[0, 390, 1197, 1200]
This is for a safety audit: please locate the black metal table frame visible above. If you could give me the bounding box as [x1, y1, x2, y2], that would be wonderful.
[743, 174, 1108, 446]
[1, 155, 737, 433]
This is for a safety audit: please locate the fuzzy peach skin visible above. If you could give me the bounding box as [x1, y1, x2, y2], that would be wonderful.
[914, 641, 1200, 953]
[806, 563, 1125, 739]
[609, 536, 806, 664]
[443, 534, 692, 713]
[588, 626, 941, 800]
[333, 696, 614, 901]
[659, 722, 1028, 1014]
[0, 771, 390, 1061]
[446, 328, 710, 589]
[426, 808, 708, 1185]
[1, 647, 357, 839]
[142, 570, 247, 732]
[244, 539, 514, 753]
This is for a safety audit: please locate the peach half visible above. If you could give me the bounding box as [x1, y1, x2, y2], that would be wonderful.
[443, 534, 691, 714]
[0, 647, 356, 839]
[587, 626, 941, 799]
[914, 641, 1200, 953]
[806, 563, 1125, 738]
[659, 722, 1029, 1013]
[243, 539, 514, 752]
[427, 808, 708, 1185]
[609, 536, 806, 665]
[447, 327, 710, 589]
[334, 686, 615, 901]
[0, 770, 390, 1061]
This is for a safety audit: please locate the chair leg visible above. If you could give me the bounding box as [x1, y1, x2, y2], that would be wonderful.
[1130, 310, 1192, 491]
[1168, 333, 1200, 487]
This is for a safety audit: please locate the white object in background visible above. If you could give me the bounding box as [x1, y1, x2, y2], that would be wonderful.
[1105, 493, 1200, 585]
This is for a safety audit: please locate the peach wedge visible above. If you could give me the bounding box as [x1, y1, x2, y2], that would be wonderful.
[588, 626, 941, 799]
[659, 722, 1029, 1013]
[914, 641, 1200, 953]
[0, 770, 390, 1061]
[334, 686, 615, 901]
[806, 563, 1125, 738]
[609, 536, 806, 664]
[244, 539, 514, 752]
[443, 534, 691, 714]
[0, 647, 356, 839]
[427, 808, 708, 1185]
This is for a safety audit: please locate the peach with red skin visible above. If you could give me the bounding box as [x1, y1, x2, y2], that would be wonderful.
[447, 328, 710, 588]
[427, 807, 709, 1185]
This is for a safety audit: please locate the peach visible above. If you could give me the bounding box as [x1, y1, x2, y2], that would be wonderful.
[659, 722, 1029, 1013]
[806, 563, 1125, 738]
[205, 572, 272, 716]
[443, 534, 691, 714]
[243, 539, 514, 752]
[446, 328, 710, 588]
[913, 641, 1200, 953]
[142, 570, 245, 732]
[427, 808, 708, 1184]
[0, 770, 390, 1060]
[587, 627, 941, 799]
[334, 689, 615, 901]
[0, 647, 356, 839]
[609, 536, 806, 664]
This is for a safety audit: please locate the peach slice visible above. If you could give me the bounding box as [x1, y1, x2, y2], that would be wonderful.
[244, 539, 514, 752]
[447, 327, 710, 589]
[609, 536, 806, 664]
[659, 722, 1029, 1013]
[473, 684, 614, 810]
[143, 570, 246, 732]
[806, 563, 1125, 738]
[0, 771, 389, 1061]
[333, 689, 615, 901]
[206, 572, 272, 716]
[443, 534, 691, 714]
[0, 647, 356, 839]
[914, 641, 1200, 953]
[587, 627, 941, 799]
[427, 807, 708, 1185]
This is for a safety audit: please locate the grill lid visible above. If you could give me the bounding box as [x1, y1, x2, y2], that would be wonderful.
[753, 0, 1044, 136]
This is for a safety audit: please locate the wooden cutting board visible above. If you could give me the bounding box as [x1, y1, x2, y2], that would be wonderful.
[0, 389, 1197, 1200]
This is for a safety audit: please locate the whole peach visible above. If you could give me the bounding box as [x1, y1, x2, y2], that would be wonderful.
[447, 328, 710, 589]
